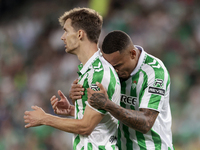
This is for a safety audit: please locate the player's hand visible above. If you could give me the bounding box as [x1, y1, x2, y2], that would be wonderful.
[50, 90, 74, 116]
[24, 106, 46, 128]
[69, 79, 84, 105]
[87, 82, 109, 110]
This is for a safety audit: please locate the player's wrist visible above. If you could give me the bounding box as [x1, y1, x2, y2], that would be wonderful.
[41, 113, 51, 125]
[104, 99, 114, 111]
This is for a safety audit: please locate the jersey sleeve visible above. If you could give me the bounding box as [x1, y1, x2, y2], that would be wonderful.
[139, 63, 170, 112]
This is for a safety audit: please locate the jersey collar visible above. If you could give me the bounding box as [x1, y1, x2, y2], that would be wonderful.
[130, 45, 146, 76]
[78, 49, 100, 75]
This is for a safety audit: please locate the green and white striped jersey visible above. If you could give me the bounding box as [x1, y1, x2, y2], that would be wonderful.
[118, 46, 174, 150]
[73, 50, 121, 150]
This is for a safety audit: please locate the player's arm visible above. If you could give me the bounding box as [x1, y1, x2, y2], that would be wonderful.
[87, 82, 158, 134]
[24, 104, 103, 135]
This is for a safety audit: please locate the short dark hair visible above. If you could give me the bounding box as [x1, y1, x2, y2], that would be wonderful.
[102, 30, 132, 54]
[59, 7, 103, 44]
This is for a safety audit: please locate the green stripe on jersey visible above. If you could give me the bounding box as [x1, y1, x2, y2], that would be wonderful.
[111, 145, 116, 150]
[123, 124, 133, 150]
[130, 72, 140, 110]
[148, 94, 161, 110]
[166, 70, 170, 90]
[98, 145, 116, 150]
[88, 143, 92, 150]
[73, 135, 81, 150]
[92, 58, 104, 84]
[107, 68, 116, 100]
[117, 127, 122, 150]
[121, 81, 126, 94]
[135, 131, 147, 150]
[120, 81, 126, 108]
[151, 129, 161, 150]
[118, 81, 126, 150]
[81, 74, 89, 115]
[98, 146, 106, 150]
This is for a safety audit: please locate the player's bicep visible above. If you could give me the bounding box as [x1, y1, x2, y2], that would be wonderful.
[81, 105, 104, 134]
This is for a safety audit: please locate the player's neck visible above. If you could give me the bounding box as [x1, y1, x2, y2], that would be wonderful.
[77, 42, 98, 66]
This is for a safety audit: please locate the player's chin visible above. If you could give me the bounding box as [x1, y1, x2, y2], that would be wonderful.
[65, 48, 74, 54]
[119, 73, 129, 79]
[119, 76, 129, 82]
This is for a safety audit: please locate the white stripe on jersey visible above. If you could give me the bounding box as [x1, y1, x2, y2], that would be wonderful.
[139, 63, 155, 109]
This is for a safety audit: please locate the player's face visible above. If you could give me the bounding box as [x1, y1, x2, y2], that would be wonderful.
[61, 19, 79, 54]
[102, 50, 136, 81]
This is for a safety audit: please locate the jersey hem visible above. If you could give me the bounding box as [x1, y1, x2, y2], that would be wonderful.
[85, 101, 107, 115]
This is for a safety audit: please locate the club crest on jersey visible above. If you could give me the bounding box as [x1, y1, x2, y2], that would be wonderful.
[132, 80, 137, 90]
[121, 94, 137, 106]
[91, 84, 100, 91]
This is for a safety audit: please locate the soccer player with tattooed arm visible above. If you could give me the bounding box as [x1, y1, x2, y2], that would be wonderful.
[69, 31, 174, 150]
[24, 8, 121, 150]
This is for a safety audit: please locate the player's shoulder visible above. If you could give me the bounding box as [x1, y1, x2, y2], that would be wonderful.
[91, 58, 104, 72]
[91, 56, 114, 72]
[143, 53, 166, 71]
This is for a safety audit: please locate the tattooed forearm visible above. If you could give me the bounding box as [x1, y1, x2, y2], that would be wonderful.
[90, 93, 108, 109]
[105, 102, 159, 134]
[90, 93, 159, 134]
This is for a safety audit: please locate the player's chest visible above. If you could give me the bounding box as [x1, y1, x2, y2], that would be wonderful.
[120, 75, 142, 108]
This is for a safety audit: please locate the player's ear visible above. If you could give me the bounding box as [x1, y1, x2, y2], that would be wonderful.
[130, 49, 136, 59]
[78, 30, 84, 40]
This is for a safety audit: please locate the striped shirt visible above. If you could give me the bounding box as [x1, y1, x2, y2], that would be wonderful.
[118, 46, 174, 150]
[73, 50, 121, 150]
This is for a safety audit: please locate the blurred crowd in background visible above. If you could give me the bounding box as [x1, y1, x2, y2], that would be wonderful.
[0, 0, 200, 149]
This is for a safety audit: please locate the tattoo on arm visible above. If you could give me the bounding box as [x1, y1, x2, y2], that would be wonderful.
[105, 102, 158, 134]
[90, 93, 108, 109]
